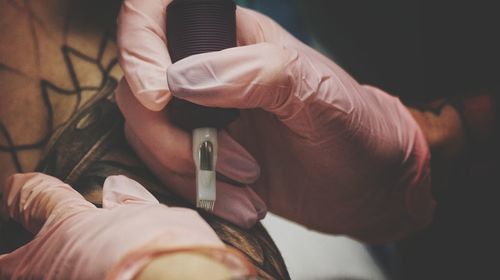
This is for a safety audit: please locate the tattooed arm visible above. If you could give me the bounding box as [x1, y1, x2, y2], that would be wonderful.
[0, 0, 123, 187]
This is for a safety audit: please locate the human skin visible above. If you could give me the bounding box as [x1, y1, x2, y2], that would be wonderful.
[0, 0, 123, 190]
[1, 0, 466, 229]
[135, 252, 232, 280]
[0, 3, 282, 278]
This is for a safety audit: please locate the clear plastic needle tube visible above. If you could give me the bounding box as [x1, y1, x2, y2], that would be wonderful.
[193, 127, 218, 211]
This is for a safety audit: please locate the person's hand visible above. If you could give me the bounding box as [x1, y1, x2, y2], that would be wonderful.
[116, 0, 266, 229]
[1, 173, 255, 279]
[116, 0, 435, 243]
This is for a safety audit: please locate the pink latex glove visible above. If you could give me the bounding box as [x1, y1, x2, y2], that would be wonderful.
[0, 173, 253, 279]
[117, 1, 435, 243]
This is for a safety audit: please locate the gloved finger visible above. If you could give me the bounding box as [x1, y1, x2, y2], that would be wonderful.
[165, 172, 268, 229]
[115, 79, 260, 184]
[217, 131, 261, 184]
[102, 175, 160, 209]
[123, 120, 267, 229]
[116, 2, 283, 112]
[212, 180, 268, 229]
[117, 0, 173, 111]
[167, 43, 298, 114]
[235, 7, 288, 45]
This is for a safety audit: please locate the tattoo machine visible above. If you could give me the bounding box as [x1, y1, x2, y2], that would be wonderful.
[166, 0, 239, 211]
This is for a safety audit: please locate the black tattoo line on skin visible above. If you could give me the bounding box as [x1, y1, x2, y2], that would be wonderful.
[0, 31, 119, 169]
[0, 63, 29, 78]
[0, 123, 23, 172]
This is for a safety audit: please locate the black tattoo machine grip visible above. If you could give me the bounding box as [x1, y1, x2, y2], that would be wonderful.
[166, 0, 239, 130]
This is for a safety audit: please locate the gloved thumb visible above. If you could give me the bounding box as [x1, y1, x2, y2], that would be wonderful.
[167, 43, 299, 114]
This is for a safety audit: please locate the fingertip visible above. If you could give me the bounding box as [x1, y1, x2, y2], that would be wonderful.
[235, 6, 280, 45]
[235, 6, 265, 45]
[135, 88, 172, 111]
[116, 77, 172, 112]
[213, 182, 267, 229]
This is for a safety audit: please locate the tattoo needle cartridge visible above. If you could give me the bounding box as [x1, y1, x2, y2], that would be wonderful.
[166, 0, 240, 211]
[193, 128, 217, 211]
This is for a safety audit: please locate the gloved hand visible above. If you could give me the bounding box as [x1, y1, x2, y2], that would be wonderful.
[0, 173, 253, 279]
[116, 0, 435, 243]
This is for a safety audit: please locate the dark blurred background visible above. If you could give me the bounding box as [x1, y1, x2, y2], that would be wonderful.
[239, 0, 499, 279]
[299, 1, 498, 104]
[242, 0, 499, 104]
[298, 2, 499, 280]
